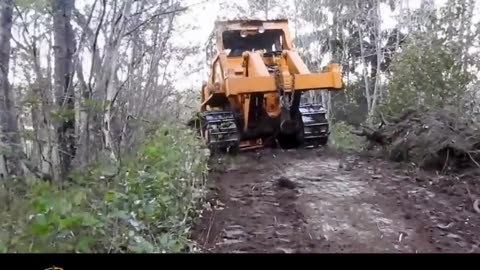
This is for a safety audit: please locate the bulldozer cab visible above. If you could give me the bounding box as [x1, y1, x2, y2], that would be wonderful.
[213, 20, 294, 58]
[222, 30, 284, 57]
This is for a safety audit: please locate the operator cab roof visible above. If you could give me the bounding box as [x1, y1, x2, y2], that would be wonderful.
[213, 19, 294, 52]
[214, 19, 290, 31]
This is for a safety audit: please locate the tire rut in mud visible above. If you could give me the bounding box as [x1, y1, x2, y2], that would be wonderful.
[193, 150, 322, 253]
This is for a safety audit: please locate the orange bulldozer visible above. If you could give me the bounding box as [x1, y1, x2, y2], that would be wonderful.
[192, 19, 343, 152]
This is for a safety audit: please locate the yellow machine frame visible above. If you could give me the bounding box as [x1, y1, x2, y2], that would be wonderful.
[200, 19, 343, 150]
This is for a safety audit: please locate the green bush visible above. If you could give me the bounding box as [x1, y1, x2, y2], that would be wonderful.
[0, 125, 208, 253]
[381, 35, 473, 116]
[329, 121, 363, 152]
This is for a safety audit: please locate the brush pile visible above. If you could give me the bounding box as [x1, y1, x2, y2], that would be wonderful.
[353, 107, 480, 171]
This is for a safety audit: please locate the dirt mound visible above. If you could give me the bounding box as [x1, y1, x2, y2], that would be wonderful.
[353, 108, 480, 171]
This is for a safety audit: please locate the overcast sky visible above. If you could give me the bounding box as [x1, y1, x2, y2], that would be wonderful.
[13, 0, 476, 92]
[173, 0, 464, 91]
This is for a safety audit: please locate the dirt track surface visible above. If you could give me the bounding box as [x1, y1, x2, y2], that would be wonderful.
[192, 148, 480, 253]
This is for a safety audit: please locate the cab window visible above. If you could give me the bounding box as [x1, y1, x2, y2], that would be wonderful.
[222, 30, 284, 57]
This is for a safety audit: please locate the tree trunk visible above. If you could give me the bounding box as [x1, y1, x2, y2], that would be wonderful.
[357, 24, 371, 115]
[52, 0, 76, 180]
[0, 0, 22, 178]
[73, 61, 89, 168]
[368, 0, 383, 121]
[396, 0, 403, 51]
[265, 0, 270, 20]
[461, 0, 475, 72]
[100, 0, 134, 161]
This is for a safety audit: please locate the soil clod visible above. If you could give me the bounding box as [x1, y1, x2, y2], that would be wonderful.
[276, 177, 297, 189]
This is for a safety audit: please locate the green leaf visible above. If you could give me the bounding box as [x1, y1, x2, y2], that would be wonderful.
[0, 242, 7, 253]
[29, 215, 49, 236]
[169, 241, 185, 253]
[73, 190, 87, 205]
[101, 164, 118, 177]
[57, 242, 75, 252]
[110, 210, 129, 220]
[156, 172, 169, 181]
[55, 199, 72, 216]
[32, 198, 47, 212]
[104, 191, 118, 202]
[75, 237, 92, 253]
[80, 213, 99, 227]
[129, 237, 155, 253]
[14, 0, 47, 9]
[10, 236, 20, 246]
[59, 215, 83, 229]
[159, 234, 169, 247]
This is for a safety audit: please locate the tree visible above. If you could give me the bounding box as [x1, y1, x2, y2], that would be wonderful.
[382, 0, 478, 117]
[52, 0, 76, 180]
[247, 0, 286, 20]
[217, 1, 248, 20]
[385, 37, 472, 115]
[0, 0, 21, 178]
[3, 0, 192, 180]
[294, 0, 412, 123]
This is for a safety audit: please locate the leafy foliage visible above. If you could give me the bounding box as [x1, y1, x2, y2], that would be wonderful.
[246, 0, 287, 20]
[380, 0, 478, 118]
[382, 37, 473, 116]
[14, 0, 47, 10]
[0, 125, 208, 253]
[329, 122, 364, 152]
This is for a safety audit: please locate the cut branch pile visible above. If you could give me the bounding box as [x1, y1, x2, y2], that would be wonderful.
[353, 108, 480, 171]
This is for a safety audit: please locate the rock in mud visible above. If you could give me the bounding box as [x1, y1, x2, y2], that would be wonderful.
[276, 247, 295, 253]
[276, 177, 297, 189]
[338, 160, 354, 171]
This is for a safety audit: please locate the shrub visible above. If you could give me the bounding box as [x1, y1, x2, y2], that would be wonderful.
[0, 125, 208, 253]
[381, 35, 473, 117]
[329, 121, 364, 152]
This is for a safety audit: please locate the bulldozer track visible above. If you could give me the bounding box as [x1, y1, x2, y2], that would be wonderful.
[299, 104, 329, 148]
[199, 105, 330, 151]
[201, 110, 240, 151]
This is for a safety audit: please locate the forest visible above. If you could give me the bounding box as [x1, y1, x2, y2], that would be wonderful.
[0, 0, 479, 253]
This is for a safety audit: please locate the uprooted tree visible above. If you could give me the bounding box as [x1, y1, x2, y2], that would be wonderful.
[351, 0, 480, 172]
[353, 107, 480, 172]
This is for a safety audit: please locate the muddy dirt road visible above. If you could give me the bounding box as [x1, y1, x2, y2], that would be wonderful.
[192, 149, 480, 253]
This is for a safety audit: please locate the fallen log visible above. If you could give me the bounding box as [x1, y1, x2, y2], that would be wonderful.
[351, 127, 389, 146]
